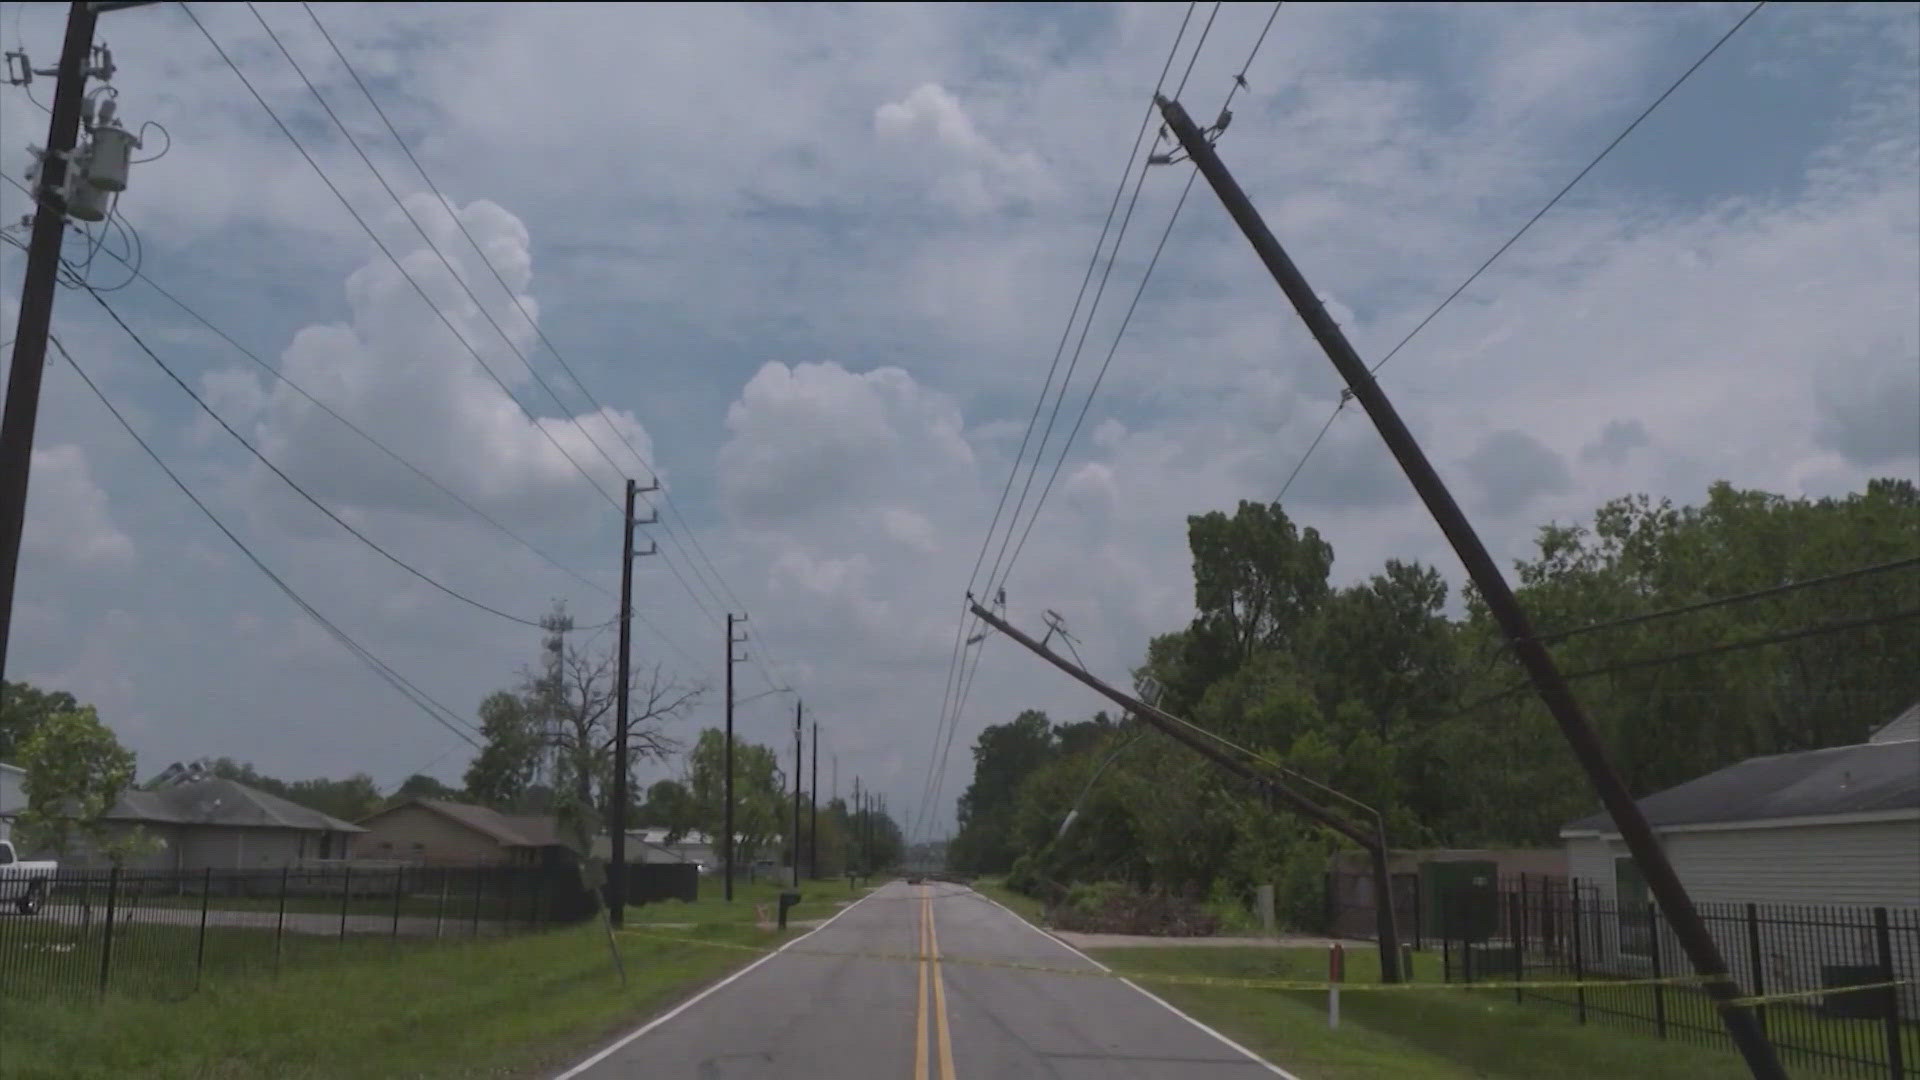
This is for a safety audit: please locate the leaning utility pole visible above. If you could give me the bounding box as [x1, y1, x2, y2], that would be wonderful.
[1156, 94, 1783, 1077]
[0, 1, 155, 684]
[724, 613, 749, 901]
[809, 719, 819, 879]
[971, 600, 1402, 982]
[791, 699, 804, 889]
[608, 477, 656, 927]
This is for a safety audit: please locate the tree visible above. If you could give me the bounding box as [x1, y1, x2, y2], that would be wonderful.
[519, 603, 700, 851]
[0, 682, 80, 762]
[686, 728, 785, 867]
[464, 691, 542, 808]
[1186, 500, 1333, 669]
[638, 779, 697, 840]
[15, 706, 136, 858]
[206, 759, 383, 823]
[948, 710, 1055, 874]
[393, 773, 461, 801]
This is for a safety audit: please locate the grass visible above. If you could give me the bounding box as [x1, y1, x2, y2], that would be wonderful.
[1084, 945, 1768, 1080]
[0, 920, 783, 1079]
[969, 876, 1047, 924]
[622, 875, 868, 927]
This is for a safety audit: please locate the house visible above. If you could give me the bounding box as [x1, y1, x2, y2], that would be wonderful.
[352, 798, 578, 867]
[1559, 701, 1919, 1010]
[63, 776, 363, 871]
[1326, 847, 1567, 944]
[591, 828, 717, 870]
[0, 762, 23, 841]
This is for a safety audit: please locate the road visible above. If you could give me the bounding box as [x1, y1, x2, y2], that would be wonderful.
[559, 879, 1288, 1079]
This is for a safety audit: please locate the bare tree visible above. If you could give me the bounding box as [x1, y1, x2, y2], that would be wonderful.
[522, 604, 704, 851]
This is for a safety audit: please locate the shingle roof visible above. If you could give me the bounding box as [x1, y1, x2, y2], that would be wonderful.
[377, 799, 572, 850]
[108, 778, 363, 833]
[1871, 701, 1920, 745]
[1562, 736, 1920, 834]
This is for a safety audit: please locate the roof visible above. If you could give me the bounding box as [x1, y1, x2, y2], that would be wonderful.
[107, 778, 363, 833]
[0, 761, 23, 776]
[1870, 701, 1920, 745]
[368, 799, 571, 849]
[1562, 737, 1920, 834]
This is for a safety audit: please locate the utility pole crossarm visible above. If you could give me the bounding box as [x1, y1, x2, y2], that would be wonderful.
[1155, 93, 1781, 1078]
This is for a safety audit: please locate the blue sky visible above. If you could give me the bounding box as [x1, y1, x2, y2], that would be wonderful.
[2, 2, 1915, 837]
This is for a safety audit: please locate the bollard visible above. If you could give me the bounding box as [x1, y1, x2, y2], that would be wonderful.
[1328, 942, 1345, 1030]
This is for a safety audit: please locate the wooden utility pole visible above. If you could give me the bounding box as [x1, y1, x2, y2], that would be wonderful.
[724, 614, 748, 901]
[0, 2, 99, 685]
[970, 600, 1403, 982]
[608, 478, 656, 927]
[1155, 94, 1782, 1077]
[809, 720, 819, 878]
[791, 699, 803, 889]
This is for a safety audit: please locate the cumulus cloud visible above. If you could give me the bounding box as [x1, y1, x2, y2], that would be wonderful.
[210, 195, 649, 525]
[875, 83, 1054, 214]
[23, 446, 134, 569]
[718, 361, 975, 526]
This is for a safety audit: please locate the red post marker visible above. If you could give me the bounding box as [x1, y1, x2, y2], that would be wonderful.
[1329, 942, 1345, 1029]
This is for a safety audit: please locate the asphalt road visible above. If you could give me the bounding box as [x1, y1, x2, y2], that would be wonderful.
[559, 879, 1287, 1079]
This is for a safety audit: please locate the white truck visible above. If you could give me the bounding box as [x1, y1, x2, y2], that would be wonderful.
[0, 839, 56, 914]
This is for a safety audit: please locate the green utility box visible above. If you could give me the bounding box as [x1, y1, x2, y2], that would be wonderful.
[1421, 859, 1499, 944]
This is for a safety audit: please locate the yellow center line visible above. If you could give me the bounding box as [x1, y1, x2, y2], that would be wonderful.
[915, 888, 929, 1080]
[928, 889, 957, 1079]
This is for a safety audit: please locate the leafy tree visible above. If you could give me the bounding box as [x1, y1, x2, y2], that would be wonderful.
[393, 773, 462, 801]
[15, 706, 136, 858]
[0, 682, 80, 762]
[1186, 500, 1333, 670]
[686, 728, 785, 868]
[464, 691, 541, 808]
[638, 779, 697, 839]
[948, 709, 1055, 874]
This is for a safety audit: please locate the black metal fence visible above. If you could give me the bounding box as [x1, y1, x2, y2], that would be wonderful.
[1426, 879, 1920, 1080]
[0, 864, 564, 1003]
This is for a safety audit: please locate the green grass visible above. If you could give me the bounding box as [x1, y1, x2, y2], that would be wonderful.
[1085, 945, 1769, 1080]
[968, 877, 1047, 924]
[0, 921, 782, 1079]
[623, 876, 868, 927]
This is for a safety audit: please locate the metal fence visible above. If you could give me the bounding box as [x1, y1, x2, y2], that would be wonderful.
[0, 864, 559, 1003]
[1426, 880, 1920, 1080]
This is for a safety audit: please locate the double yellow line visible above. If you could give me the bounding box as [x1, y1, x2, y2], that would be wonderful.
[915, 885, 957, 1080]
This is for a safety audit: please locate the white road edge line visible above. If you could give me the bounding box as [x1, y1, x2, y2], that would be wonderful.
[970, 889, 1305, 1080]
[551, 884, 890, 1079]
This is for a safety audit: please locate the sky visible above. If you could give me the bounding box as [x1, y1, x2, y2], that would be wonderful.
[1, 2, 1914, 841]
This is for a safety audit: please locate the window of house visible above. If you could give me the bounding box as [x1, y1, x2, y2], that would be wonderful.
[1614, 856, 1653, 958]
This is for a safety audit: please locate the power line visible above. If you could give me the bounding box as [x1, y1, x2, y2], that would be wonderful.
[1262, 1, 1767, 513]
[913, 4, 1204, 843]
[2, 171, 708, 672]
[50, 332, 480, 748]
[1366, 1, 1766, 377]
[84, 284, 593, 630]
[298, 2, 748, 634]
[1271, 395, 1345, 506]
[290, 3, 791, 692]
[236, 3, 730, 638]
[176, 2, 623, 515]
[1458, 606, 1920, 716]
[1536, 556, 1920, 644]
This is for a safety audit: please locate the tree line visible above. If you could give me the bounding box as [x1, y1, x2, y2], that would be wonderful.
[2, 599, 906, 875]
[948, 478, 1919, 928]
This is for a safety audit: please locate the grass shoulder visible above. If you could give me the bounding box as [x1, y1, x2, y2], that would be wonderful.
[0, 920, 787, 1080]
[1084, 945, 1755, 1080]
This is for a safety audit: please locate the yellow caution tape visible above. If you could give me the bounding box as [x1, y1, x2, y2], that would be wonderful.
[620, 928, 1909, 1007]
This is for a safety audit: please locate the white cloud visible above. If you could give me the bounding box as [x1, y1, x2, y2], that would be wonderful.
[23, 445, 134, 570]
[875, 82, 1055, 214]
